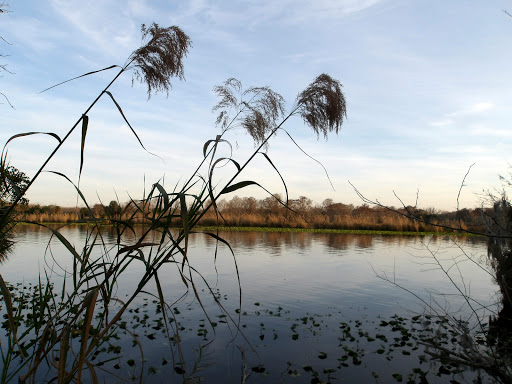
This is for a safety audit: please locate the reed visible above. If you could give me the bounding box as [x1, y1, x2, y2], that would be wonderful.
[0, 22, 347, 383]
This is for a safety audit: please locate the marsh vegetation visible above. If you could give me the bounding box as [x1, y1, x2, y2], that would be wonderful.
[16, 196, 486, 234]
[0, 17, 510, 384]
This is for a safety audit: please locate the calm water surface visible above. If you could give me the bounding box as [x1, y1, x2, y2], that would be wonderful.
[1, 226, 498, 383]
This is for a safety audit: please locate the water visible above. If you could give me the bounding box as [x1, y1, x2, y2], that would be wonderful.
[0, 226, 499, 383]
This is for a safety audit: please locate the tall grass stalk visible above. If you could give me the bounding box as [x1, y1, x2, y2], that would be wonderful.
[0, 23, 346, 383]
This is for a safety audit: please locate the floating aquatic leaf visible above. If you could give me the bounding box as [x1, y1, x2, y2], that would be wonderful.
[148, 367, 158, 374]
[251, 365, 265, 373]
[174, 366, 185, 374]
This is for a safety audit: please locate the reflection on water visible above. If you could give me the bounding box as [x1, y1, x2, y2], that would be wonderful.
[1, 226, 498, 383]
[7, 226, 495, 318]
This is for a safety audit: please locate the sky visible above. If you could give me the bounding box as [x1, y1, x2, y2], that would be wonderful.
[1, 0, 512, 211]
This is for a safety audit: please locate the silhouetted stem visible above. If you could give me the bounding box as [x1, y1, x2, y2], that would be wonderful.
[0, 64, 131, 226]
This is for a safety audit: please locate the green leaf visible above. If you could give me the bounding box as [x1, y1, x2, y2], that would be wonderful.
[153, 183, 169, 211]
[202, 135, 231, 157]
[179, 193, 189, 268]
[58, 326, 71, 384]
[251, 365, 265, 373]
[0, 274, 18, 347]
[39, 65, 119, 93]
[174, 366, 185, 374]
[221, 181, 260, 195]
[4, 131, 62, 148]
[103, 91, 160, 159]
[79, 114, 88, 176]
[259, 151, 288, 205]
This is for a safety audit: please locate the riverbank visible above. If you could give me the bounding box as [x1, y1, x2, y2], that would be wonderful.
[188, 225, 480, 236]
[16, 196, 486, 235]
[15, 222, 481, 236]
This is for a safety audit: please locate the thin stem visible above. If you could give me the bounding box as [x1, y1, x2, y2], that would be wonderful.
[0, 63, 132, 226]
[191, 105, 300, 229]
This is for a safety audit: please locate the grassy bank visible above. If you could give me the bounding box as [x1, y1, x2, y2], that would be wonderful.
[16, 195, 486, 235]
[195, 225, 478, 236]
[15, 221, 479, 236]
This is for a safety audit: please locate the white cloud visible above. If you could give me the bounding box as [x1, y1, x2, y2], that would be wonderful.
[430, 119, 453, 127]
[470, 102, 493, 113]
[469, 126, 512, 137]
[430, 102, 495, 129]
[49, 0, 138, 58]
[178, 0, 384, 29]
[437, 145, 489, 154]
[447, 102, 494, 117]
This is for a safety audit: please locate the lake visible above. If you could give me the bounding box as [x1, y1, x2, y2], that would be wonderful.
[0, 226, 499, 383]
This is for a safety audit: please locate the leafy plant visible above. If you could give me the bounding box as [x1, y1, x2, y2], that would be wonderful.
[0, 163, 29, 259]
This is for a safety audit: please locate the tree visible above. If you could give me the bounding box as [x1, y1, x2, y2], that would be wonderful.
[0, 164, 28, 259]
[260, 193, 283, 212]
[0, 165, 29, 206]
[322, 198, 333, 209]
[104, 200, 122, 218]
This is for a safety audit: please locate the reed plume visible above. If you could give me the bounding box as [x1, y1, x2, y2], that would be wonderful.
[129, 23, 192, 98]
[212, 79, 285, 144]
[295, 73, 347, 138]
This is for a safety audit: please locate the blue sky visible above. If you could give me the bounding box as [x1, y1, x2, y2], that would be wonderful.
[1, 0, 512, 210]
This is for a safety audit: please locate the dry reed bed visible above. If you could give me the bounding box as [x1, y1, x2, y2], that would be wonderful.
[17, 206, 482, 233]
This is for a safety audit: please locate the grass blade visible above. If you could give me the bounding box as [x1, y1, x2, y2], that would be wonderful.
[77, 288, 99, 383]
[80, 114, 89, 177]
[153, 183, 169, 211]
[180, 193, 189, 269]
[85, 361, 98, 384]
[103, 91, 160, 160]
[221, 181, 259, 195]
[258, 151, 289, 206]
[0, 274, 16, 341]
[202, 135, 231, 157]
[27, 222, 83, 264]
[57, 326, 71, 384]
[2, 131, 62, 147]
[281, 128, 335, 190]
[39, 65, 119, 93]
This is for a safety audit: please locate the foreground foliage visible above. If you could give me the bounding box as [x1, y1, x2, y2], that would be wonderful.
[0, 281, 495, 383]
[0, 21, 347, 383]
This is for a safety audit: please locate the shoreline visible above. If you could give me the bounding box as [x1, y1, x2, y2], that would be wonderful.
[15, 222, 481, 236]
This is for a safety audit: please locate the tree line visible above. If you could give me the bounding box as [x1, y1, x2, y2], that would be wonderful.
[16, 194, 486, 233]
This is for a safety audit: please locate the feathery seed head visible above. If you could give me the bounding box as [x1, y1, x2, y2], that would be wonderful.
[213, 79, 285, 145]
[130, 23, 192, 99]
[296, 74, 347, 139]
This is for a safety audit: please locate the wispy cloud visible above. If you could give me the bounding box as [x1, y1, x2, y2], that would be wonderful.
[437, 145, 489, 154]
[469, 125, 512, 137]
[430, 102, 494, 127]
[430, 119, 453, 127]
[177, 0, 384, 28]
[49, 0, 139, 58]
[470, 102, 494, 113]
[447, 102, 494, 117]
